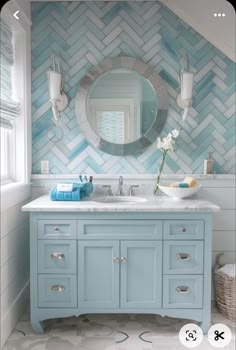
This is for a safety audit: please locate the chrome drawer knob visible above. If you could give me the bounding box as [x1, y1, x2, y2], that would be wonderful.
[182, 228, 187, 232]
[176, 253, 191, 261]
[54, 227, 59, 231]
[51, 252, 65, 260]
[176, 286, 190, 294]
[120, 257, 127, 263]
[51, 285, 65, 292]
[113, 256, 119, 263]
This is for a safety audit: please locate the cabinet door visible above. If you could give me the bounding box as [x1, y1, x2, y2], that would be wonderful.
[120, 241, 162, 309]
[78, 240, 119, 309]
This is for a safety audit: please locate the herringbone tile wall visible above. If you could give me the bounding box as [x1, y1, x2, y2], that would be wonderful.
[32, 1, 236, 174]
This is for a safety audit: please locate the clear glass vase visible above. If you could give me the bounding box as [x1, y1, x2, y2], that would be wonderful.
[154, 151, 167, 195]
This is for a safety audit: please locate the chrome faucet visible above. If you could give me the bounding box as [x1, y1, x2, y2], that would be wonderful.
[117, 176, 125, 196]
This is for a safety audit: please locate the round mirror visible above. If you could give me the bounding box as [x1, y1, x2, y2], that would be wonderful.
[87, 69, 158, 145]
[75, 57, 168, 156]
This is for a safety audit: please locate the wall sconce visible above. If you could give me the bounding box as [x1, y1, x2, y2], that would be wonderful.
[176, 54, 194, 121]
[47, 55, 68, 123]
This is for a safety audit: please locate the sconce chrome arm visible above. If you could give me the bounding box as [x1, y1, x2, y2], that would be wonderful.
[182, 107, 190, 121]
[50, 99, 59, 121]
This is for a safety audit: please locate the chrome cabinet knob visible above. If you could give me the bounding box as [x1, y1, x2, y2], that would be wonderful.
[54, 227, 59, 231]
[51, 285, 65, 292]
[51, 252, 65, 260]
[120, 257, 127, 263]
[113, 256, 119, 263]
[176, 253, 191, 261]
[176, 286, 190, 294]
[182, 227, 187, 232]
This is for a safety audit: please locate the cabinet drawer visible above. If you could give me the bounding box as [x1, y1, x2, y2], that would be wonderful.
[163, 241, 204, 274]
[164, 220, 204, 240]
[38, 220, 76, 239]
[163, 275, 203, 309]
[38, 240, 76, 274]
[38, 274, 77, 308]
[78, 220, 162, 239]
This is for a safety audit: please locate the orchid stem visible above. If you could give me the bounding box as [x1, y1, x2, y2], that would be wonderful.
[154, 150, 168, 194]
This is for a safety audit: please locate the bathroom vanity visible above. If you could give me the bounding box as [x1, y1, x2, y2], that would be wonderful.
[22, 195, 219, 334]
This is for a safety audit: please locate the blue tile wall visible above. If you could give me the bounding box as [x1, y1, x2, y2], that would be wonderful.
[31, 1, 235, 174]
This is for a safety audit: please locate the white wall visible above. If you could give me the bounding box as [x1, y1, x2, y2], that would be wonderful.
[0, 194, 30, 348]
[160, 0, 235, 62]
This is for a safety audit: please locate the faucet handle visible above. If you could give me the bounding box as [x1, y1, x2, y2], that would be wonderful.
[102, 185, 113, 196]
[128, 185, 139, 196]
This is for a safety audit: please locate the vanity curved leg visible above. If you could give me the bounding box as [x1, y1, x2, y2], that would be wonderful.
[31, 319, 45, 334]
[199, 316, 211, 335]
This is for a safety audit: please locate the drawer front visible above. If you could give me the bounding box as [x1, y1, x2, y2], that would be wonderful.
[38, 220, 76, 239]
[164, 220, 204, 240]
[163, 241, 204, 274]
[163, 275, 203, 309]
[38, 274, 77, 308]
[78, 220, 162, 239]
[38, 240, 76, 274]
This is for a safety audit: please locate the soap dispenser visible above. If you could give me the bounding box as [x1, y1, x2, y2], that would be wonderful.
[203, 152, 214, 174]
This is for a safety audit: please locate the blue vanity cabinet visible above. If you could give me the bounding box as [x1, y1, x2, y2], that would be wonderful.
[28, 211, 213, 335]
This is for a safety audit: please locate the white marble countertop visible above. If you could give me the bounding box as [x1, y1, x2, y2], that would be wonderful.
[22, 195, 220, 212]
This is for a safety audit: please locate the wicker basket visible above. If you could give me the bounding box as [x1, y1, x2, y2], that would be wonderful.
[214, 253, 236, 321]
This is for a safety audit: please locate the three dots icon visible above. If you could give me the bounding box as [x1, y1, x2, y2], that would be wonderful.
[214, 13, 226, 17]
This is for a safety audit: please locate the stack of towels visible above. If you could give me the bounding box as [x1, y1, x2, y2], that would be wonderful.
[218, 263, 236, 278]
[50, 176, 93, 201]
[169, 176, 199, 188]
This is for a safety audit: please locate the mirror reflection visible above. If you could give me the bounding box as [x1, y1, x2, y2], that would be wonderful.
[87, 69, 158, 144]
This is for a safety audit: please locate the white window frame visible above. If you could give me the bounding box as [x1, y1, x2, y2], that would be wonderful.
[0, 127, 16, 184]
[0, 3, 32, 190]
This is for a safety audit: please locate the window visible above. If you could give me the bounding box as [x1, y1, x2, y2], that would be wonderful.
[0, 18, 20, 184]
[88, 98, 140, 144]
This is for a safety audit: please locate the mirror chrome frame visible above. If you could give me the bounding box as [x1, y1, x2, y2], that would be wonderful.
[75, 57, 168, 156]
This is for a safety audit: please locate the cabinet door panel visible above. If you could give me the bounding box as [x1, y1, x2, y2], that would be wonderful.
[120, 241, 162, 308]
[78, 241, 119, 308]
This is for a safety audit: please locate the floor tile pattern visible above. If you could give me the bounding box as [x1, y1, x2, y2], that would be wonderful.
[3, 306, 236, 349]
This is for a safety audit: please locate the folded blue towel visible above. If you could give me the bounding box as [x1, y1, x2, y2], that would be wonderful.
[50, 182, 93, 201]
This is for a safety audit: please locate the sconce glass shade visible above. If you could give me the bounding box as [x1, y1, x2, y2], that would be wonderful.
[48, 71, 62, 100]
[47, 70, 68, 122]
[180, 72, 194, 104]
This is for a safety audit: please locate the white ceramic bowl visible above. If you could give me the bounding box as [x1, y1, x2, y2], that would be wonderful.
[159, 184, 201, 199]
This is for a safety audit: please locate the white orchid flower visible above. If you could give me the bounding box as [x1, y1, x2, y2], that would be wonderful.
[171, 129, 179, 138]
[157, 129, 179, 152]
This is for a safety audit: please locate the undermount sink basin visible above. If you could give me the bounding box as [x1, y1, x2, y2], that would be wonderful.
[92, 196, 147, 203]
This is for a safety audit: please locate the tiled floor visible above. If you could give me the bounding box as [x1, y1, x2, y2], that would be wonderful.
[3, 305, 235, 350]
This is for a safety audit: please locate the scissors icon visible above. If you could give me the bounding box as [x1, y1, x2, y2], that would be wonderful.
[214, 330, 225, 341]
